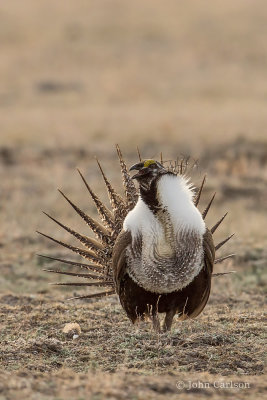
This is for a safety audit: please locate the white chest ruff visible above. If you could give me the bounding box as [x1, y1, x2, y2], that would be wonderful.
[123, 175, 206, 293]
[126, 228, 204, 293]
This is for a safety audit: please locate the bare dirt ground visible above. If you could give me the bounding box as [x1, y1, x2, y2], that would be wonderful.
[0, 1, 266, 399]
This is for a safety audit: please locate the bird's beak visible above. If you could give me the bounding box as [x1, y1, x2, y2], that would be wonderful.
[129, 162, 143, 180]
[129, 162, 150, 180]
[129, 162, 144, 171]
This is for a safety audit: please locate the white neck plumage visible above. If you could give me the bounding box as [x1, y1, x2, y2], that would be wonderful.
[124, 174, 206, 238]
[157, 174, 206, 234]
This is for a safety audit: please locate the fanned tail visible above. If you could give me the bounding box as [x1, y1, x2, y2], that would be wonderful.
[96, 159, 128, 222]
[116, 144, 138, 209]
[202, 193, 216, 219]
[58, 189, 111, 245]
[77, 169, 115, 231]
[200, 189, 234, 274]
[67, 290, 116, 300]
[212, 271, 236, 277]
[215, 234, 235, 251]
[37, 231, 105, 267]
[51, 282, 113, 287]
[214, 254, 235, 264]
[211, 213, 228, 234]
[44, 268, 109, 280]
[38, 254, 103, 273]
[194, 175, 206, 206]
[43, 212, 104, 254]
[137, 146, 142, 162]
[41, 147, 138, 299]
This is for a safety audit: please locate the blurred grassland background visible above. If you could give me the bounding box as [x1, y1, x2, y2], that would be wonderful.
[0, 1, 266, 399]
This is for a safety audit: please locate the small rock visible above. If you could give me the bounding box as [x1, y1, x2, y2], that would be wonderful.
[62, 322, 81, 338]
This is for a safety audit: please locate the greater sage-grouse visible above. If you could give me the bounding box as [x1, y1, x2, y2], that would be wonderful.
[39, 146, 234, 332]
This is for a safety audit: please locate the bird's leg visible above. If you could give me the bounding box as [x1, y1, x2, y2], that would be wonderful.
[134, 317, 147, 332]
[152, 312, 161, 333]
[162, 309, 176, 332]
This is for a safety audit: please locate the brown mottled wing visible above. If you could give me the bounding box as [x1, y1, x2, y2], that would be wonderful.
[112, 230, 132, 293]
[186, 228, 215, 318]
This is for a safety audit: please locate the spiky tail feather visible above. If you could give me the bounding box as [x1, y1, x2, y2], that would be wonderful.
[40, 148, 234, 299]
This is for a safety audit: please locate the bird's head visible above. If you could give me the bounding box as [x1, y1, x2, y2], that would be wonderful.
[129, 159, 168, 188]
